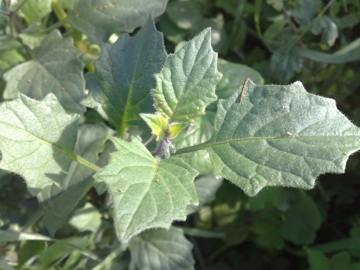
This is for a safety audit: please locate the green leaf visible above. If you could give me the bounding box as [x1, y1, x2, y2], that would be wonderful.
[83, 18, 167, 136]
[266, 0, 283, 11]
[141, 113, 187, 140]
[249, 187, 288, 212]
[39, 123, 111, 235]
[311, 16, 339, 47]
[271, 42, 303, 83]
[167, 1, 202, 30]
[0, 2, 8, 29]
[69, 202, 102, 233]
[94, 141, 116, 195]
[279, 191, 322, 244]
[3, 30, 85, 113]
[140, 113, 169, 140]
[158, 13, 188, 44]
[186, 175, 223, 215]
[177, 80, 360, 196]
[95, 137, 198, 241]
[18, 23, 47, 50]
[14, 0, 52, 22]
[58, 0, 74, 10]
[173, 114, 214, 174]
[0, 230, 98, 260]
[216, 58, 264, 100]
[252, 210, 284, 249]
[39, 237, 90, 269]
[292, 0, 321, 26]
[66, 0, 168, 43]
[298, 48, 360, 64]
[307, 249, 329, 270]
[329, 252, 352, 270]
[0, 94, 79, 195]
[19, 33, 46, 50]
[215, 0, 239, 16]
[312, 227, 360, 255]
[0, 49, 25, 72]
[129, 227, 194, 270]
[152, 28, 222, 123]
[196, 14, 229, 54]
[19, 241, 46, 267]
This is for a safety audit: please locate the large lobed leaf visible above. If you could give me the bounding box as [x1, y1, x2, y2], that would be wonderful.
[0, 94, 79, 195]
[66, 0, 168, 43]
[3, 30, 85, 113]
[95, 137, 198, 242]
[129, 227, 194, 270]
[40, 124, 112, 235]
[177, 80, 360, 196]
[152, 28, 222, 123]
[83, 18, 167, 136]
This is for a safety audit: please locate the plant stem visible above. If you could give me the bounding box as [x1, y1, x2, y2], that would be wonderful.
[230, 0, 245, 45]
[92, 244, 128, 270]
[21, 207, 45, 232]
[41, 18, 67, 33]
[174, 142, 207, 155]
[12, 0, 28, 14]
[254, 0, 264, 43]
[143, 134, 155, 146]
[73, 154, 101, 171]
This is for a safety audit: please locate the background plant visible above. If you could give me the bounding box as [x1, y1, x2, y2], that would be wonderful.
[1, 0, 360, 269]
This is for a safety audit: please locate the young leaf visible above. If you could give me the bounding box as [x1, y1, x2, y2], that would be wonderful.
[140, 113, 168, 140]
[66, 0, 168, 43]
[152, 28, 222, 123]
[129, 227, 195, 270]
[3, 30, 85, 113]
[0, 94, 79, 195]
[176, 80, 360, 196]
[83, 18, 167, 136]
[140, 113, 187, 140]
[95, 137, 198, 242]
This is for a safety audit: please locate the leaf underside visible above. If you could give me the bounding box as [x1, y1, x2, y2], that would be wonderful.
[95, 137, 198, 242]
[193, 80, 360, 196]
[0, 94, 79, 195]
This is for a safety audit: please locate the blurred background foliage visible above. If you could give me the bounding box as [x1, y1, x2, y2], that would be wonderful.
[1, 0, 360, 269]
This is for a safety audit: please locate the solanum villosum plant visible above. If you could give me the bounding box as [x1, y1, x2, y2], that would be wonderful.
[1, 14, 360, 261]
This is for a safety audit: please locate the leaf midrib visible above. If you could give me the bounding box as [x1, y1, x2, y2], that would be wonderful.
[175, 134, 360, 155]
[118, 29, 149, 137]
[0, 120, 100, 171]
